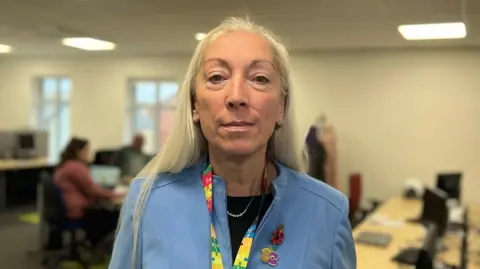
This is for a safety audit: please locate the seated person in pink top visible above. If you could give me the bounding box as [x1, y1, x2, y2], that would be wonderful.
[54, 137, 120, 248]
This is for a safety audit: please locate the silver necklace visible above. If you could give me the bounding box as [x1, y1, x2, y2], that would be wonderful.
[227, 196, 255, 218]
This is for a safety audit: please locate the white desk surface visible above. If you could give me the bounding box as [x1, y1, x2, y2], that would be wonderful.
[0, 158, 54, 171]
[353, 197, 477, 269]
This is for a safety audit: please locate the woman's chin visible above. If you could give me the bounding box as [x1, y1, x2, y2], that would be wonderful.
[217, 142, 264, 157]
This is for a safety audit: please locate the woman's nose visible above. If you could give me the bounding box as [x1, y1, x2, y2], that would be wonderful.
[225, 75, 249, 109]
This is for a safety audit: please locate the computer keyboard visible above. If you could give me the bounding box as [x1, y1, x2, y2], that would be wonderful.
[355, 231, 392, 248]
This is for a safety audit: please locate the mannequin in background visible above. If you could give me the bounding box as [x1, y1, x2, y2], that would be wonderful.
[304, 114, 339, 190]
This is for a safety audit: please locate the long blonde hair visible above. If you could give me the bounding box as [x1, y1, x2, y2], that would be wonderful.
[124, 17, 302, 268]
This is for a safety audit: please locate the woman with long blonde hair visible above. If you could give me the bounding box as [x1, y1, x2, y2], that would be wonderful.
[109, 17, 356, 269]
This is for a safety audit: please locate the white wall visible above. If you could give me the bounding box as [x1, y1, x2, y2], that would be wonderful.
[0, 56, 189, 151]
[292, 50, 479, 202]
[0, 49, 478, 202]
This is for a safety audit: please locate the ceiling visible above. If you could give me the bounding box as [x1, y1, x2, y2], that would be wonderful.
[0, 0, 479, 56]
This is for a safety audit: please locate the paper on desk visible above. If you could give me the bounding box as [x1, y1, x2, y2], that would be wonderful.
[367, 214, 406, 227]
[113, 185, 129, 196]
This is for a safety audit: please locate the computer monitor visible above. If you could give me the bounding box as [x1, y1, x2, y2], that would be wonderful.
[93, 149, 118, 165]
[393, 214, 440, 267]
[416, 223, 438, 269]
[422, 223, 438, 259]
[90, 165, 121, 188]
[421, 188, 449, 238]
[436, 173, 462, 201]
[17, 133, 35, 150]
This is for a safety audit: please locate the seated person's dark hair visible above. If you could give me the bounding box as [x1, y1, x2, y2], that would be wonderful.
[58, 137, 89, 168]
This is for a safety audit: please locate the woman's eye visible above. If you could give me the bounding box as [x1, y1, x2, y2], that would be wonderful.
[207, 74, 225, 84]
[253, 76, 270, 84]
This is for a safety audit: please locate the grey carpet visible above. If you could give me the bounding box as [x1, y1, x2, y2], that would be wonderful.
[0, 206, 43, 269]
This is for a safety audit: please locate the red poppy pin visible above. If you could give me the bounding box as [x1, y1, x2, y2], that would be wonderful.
[260, 225, 284, 267]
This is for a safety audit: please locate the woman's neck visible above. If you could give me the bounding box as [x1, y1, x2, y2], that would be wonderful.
[209, 147, 272, 197]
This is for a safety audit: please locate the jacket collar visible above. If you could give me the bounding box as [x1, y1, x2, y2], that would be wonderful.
[196, 154, 289, 200]
[151, 154, 290, 201]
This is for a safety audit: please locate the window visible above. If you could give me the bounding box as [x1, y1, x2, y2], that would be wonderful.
[33, 77, 72, 162]
[126, 80, 178, 154]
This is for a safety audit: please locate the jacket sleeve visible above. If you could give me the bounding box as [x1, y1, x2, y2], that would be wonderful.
[331, 196, 357, 269]
[109, 179, 143, 269]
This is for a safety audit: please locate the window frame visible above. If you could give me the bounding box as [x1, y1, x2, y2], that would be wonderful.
[33, 76, 72, 162]
[126, 77, 179, 153]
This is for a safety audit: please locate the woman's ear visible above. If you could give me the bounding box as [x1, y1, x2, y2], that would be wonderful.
[192, 109, 199, 123]
[276, 94, 287, 125]
[191, 89, 200, 122]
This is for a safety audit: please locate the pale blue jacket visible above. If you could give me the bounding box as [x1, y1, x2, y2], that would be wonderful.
[109, 157, 356, 269]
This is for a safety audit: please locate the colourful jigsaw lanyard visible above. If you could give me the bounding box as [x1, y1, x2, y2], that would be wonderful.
[202, 163, 267, 269]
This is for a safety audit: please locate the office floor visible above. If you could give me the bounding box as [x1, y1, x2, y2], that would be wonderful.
[0, 206, 43, 269]
[0, 207, 111, 269]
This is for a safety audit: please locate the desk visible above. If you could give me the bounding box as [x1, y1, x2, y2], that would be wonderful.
[0, 158, 51, 170]
[468, 204, 480, 269]
[0, 158, 54, 211]
[353, 197, 463, 268]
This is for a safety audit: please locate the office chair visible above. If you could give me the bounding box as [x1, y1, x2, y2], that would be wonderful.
[41, 175, 90, 269]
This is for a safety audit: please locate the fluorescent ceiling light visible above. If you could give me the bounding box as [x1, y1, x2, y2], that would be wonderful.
[195, 33, 206, 41]
[0, 44, 12, 53]
[62, 37, 116, 51]
[398, 22, 467, 40]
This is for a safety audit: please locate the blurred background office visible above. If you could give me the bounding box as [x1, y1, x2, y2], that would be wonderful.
[0, 0, 479, 268]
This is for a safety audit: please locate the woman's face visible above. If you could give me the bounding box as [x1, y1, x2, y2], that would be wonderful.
[77, 144, 90, 162]
[194, 31, 285, 157]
